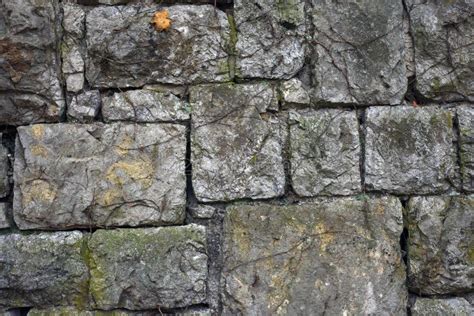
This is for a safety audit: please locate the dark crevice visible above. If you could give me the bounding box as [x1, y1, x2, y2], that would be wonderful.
[4, 307, 31, 316]
[283, 112, 295, 197]
[452, 110, 464, 193]
[57, 2, 68, 123]
[399, 196, 410, 316]
[185, 119, 197, 224]
[357, 109, 366, 192]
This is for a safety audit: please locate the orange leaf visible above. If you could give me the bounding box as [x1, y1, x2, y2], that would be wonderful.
[152, 10, 171, 32]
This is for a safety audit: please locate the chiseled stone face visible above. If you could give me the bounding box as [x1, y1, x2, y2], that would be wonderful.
[88, 224, 208, 310]
[14, 123, 186, 229]
[309, 0, 407, 105]
[289, 109, 361, 196]
[458, 105, 474, 192]
[190, 83, 285, 202]
[222, 197, 406, 315]
[411, 297, 473, 316]
[0, 0, 65, 125]
[102, 89, 190, 123]
[85, 4, 230, 88]
[408, 0, 474, 102]
[365, 106, 456, 194]
[234, 0, 307, 79]
[407, 196, 473, 295]
[0, 231, 89, 310]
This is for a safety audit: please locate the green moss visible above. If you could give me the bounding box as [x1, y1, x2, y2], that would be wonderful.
[276, 0, 304, 26]
[73, 237, 92, 309]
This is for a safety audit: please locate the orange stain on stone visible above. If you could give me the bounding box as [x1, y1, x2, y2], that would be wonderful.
[152, 10, 171, 32]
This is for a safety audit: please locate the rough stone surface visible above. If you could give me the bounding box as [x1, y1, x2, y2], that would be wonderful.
[14, 123, 186, 229]
[86, 4, 230, 87]
[458, 105, 474, 192]
[0, 0, 65, 125]
[102, 89, 190, 122]
[0, 138, 9, 198]
[0, 231, 88, 310]
[310, 0, 407, 105]
[189, 204, 217, 219]
[234, 0, 306, 79]
[280, 78, 310, 107]
[62, 3, 86, 93]
[222, 196, 406, 315]
[289, 109, 361, 196]
[365, 106, 456, 194]
[190, 83, 285, 202]
[88, 224, 208, 310]
[411, 297, 473, 316]
[408, 0, 474, 102]
[28, 307, 211, 316]
[407, 195, 473, 295]
[0, 203, 10, 229]
[68, 90, 101, 122]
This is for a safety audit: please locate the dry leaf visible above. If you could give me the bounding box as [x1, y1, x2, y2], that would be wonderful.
[152, 10, 171, 32]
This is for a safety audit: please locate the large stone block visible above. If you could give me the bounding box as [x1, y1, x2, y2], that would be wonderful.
[407, 196, 473, 295]
[86, 4, 230, 88]
[411, 297, 473, 316]
[365, 106, 456, 194]
[408, 0, 474, 102]
[289, 109, 361, 196]
[0, 203, 10, 229]
[14, 123, 186, 229]
[309, 0, 406, 105]
[102, 89, 190, 122]
[0, 231, 88, 310]
[28, 307, 211, 316]
[190, 83, 285, 202]
[88, 224, 208, 310]
[233, 0, 306, 79]
[222, 197, 406, 315]
[0, 138, 9, 198]
[458, 105, 474, 192]
[0, 0, 64, 125]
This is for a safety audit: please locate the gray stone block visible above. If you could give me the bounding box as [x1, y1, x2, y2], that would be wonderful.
[458, 105, 474, 192]
[102, 89, 190, 122]
[222, 197, 406, 315]
[68, 90, 101, 122]
[0, 231, 88, 310]
[14, 123, 186, 229]
[309, 0, 407, 105]
[407, 196, 473, 295]
[190, 83, 285, 202]
[85, 5, 230, 87]
[408, 0, 474, 102]
[0, 0, 65, 125]
[290, 109, 361, 196]
[234, 0, 307, 79]
[365, 106, 456, 194]
[411, 297, 473, 316]
[88, 224, 208, 310]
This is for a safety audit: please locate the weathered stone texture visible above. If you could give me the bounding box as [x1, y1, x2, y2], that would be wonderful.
[86, 4, 230, 88]
[411, 297, 473, 316]
[62, 3, 86, 93]
[234, 0, 306, 79]
[289, 109, 361, 196]
[28, 307, 211, 316]
[408, 0, 474, 102]
[0, 138, 9, 198]
[0, 231, 88, 310]
[68, 90, 101, 122]
[0, 203, 10, 229]
[222, 197, 406, 315]
[102, 88, 190, 122]
[365, 106, 456, 194]
[88, 224, 208, 310]
[190, 83, 285, 202]
[0, 0, 65, 125]
[14, 123, 186, 229]
[310, 0, 407, 105]
[458, 105, 474, 192]
[280, 78, 310, 107]
[407, 196, 473, 295]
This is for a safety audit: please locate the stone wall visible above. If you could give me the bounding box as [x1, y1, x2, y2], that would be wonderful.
[0, 0, 472, 315]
